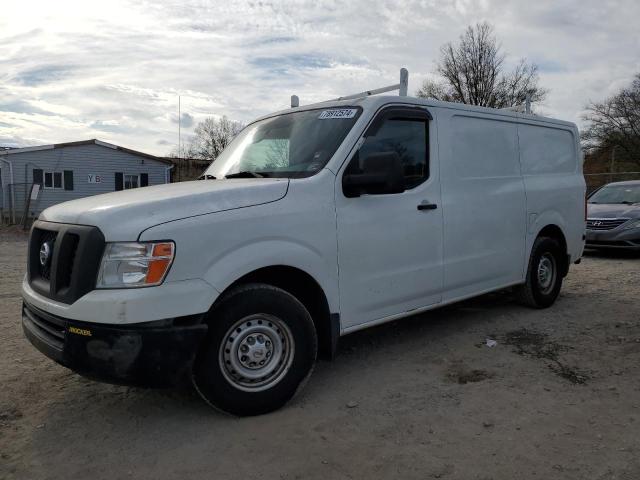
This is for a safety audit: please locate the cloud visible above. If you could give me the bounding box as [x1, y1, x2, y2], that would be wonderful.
[172, 112, 194, 128]
[0, 100, 54, 116]
[12, 65, 76, 86]
[249, 53, 333, 71]
[89, 120, 127, 133]
[0, 0, 639, 154]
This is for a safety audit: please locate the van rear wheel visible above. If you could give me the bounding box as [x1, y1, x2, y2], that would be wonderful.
[193, 283, 317, 416]
[515, 236, 564, 308]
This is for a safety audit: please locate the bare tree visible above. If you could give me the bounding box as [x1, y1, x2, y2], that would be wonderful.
[582, 74, 640, 163]
[417, 22, 547, 109]
[263, 139, 290, 170]
[170, 116, 244, 161]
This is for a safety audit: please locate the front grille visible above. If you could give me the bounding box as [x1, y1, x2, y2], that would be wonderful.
[56, 233, 79, 290]
[586, 218, 629, 230]
[28, 221, 105, 304]
[22, 303, 65, 351]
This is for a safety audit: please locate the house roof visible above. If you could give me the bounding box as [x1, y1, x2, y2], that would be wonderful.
[0, 139, 172, 164]
[162, 156, 211, 163]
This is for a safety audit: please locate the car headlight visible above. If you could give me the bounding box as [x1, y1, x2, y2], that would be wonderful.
[624, 219, 640, 230]
[96, 242, 175, 288]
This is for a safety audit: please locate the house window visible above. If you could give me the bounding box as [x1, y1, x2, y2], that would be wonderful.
[44, 171, 63, 189]
[124, 174, 140, 189]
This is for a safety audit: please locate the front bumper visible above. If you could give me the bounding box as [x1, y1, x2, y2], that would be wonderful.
[22, 301, 208, 387]
[585, 228, 640, 250]
[22, 276, 218, 325]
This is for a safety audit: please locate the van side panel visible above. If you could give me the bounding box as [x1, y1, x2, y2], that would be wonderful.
[439, 111, 527, 300]
[517, 121, 585, 262]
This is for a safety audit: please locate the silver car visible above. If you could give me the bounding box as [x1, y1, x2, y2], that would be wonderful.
[586, 180, 640, 250]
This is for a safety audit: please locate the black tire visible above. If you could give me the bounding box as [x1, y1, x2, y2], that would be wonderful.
[515, 236, 564, 308]
[193, 283, 317, 416]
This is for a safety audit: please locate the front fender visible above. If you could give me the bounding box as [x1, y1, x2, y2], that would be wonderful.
[203, 239, 339, 313]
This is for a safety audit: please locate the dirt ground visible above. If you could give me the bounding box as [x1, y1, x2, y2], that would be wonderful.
[1, 228, 639, 480]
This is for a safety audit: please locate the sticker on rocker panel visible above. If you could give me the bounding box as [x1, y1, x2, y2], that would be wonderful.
[318, 109, 358, 120]
[69, 326, 92, 336]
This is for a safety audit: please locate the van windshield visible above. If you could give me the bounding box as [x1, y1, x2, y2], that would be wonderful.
[203, 107, 362, 179]
[589, 184, 640, 204]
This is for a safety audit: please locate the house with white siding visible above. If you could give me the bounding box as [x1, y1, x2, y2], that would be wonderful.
[0, 139, 173, 224]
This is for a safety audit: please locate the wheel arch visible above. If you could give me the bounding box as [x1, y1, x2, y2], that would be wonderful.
[212, 265, 339, 360]
[534, 224, 569, 277]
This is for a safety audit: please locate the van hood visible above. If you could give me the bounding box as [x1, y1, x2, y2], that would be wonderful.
[39, 179, 289, 240]
[587, 203, 640, 219]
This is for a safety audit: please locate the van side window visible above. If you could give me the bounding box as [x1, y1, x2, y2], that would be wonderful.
[518, 125, 575, 174]
[357, 119, 429, 189]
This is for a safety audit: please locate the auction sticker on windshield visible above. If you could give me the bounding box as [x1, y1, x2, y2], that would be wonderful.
[318, 109, 358, 119]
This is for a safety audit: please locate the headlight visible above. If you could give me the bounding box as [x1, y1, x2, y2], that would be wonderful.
[624, 219, 640, 230]
[96, 242, 175, 288]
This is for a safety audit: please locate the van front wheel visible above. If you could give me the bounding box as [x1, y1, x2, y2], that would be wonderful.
[193, 283, 317, 416]
[515, 237, 564, 308]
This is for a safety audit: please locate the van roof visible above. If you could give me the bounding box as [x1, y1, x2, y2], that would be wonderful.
[257, 95, 577, 129]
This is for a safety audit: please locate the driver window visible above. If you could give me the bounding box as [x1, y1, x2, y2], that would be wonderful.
[352, 118, 429, 189]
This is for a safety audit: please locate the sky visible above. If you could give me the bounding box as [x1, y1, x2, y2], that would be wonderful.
[1, 0, 639, 156]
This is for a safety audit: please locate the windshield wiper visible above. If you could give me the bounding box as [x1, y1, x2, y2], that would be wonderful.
[225, 171, 268, 179]
[198, 174, 217, 180]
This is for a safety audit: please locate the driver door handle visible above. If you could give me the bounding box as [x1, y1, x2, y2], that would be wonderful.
[417, 202, 438, 211]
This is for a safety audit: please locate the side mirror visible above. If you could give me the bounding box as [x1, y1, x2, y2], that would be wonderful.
[343, 152, 405, 198]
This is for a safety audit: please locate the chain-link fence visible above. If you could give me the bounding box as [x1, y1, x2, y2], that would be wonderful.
[584, 172, 640, 194]
[1, 183, 39, 228]
[2, 173, 637, 227]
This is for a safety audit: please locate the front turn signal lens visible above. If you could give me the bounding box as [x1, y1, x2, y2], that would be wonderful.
[145, 258, 172, 284]
[96, 241, 175, 288]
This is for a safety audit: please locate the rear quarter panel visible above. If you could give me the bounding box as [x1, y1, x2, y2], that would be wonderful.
[517, 120, 585, 262]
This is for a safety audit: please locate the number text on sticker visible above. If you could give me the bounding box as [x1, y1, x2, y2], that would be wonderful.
[318, 109, 358, 120]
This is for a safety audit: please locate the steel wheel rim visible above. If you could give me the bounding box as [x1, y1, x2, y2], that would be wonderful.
[537, 253, 556, 295]
[219, 313, 294, 392]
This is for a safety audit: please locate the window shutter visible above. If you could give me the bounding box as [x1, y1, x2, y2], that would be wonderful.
[115, 172, 124, 191]
[33, 168, 43, 185]
[63, 170, 74, 190]
[140, 173, 149, 187]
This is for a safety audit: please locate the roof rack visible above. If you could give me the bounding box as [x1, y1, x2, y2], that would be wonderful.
[291, 68, 409, 108]
[500, 94, 532, 114]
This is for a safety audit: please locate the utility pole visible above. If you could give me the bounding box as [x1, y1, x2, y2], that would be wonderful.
[178, 95, 181, 160]
[610, 144, 619, 184]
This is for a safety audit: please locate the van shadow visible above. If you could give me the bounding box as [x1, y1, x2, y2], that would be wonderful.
[30, 290, 520, 464]
[334, 289, 516, 356]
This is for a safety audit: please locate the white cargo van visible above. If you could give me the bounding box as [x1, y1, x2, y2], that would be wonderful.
[22, 73, 585, 415]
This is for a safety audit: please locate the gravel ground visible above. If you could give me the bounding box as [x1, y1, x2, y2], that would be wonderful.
[1, 228, 639, 480]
